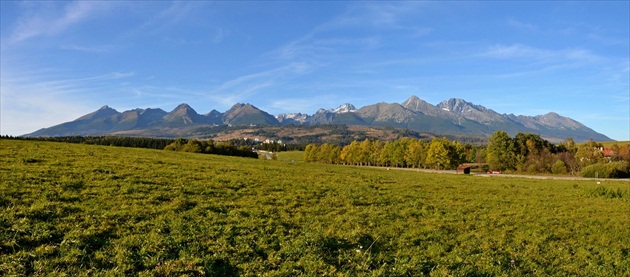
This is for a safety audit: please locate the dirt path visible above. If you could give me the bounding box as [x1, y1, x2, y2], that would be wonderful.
[366, 166, 630, 182]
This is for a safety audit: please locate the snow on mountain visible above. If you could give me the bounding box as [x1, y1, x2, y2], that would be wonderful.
[330, 103, 356, 114]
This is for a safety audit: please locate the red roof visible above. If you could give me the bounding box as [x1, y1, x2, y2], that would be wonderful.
[602, 149, 616, 157]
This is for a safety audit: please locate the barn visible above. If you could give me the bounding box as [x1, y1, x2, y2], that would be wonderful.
[456, 165, 471, 174]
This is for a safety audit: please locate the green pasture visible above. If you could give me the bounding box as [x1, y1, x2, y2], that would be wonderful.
[276, 151, 305, 162]
[599, 140, 630, 148]
[1, 140, 628, 276]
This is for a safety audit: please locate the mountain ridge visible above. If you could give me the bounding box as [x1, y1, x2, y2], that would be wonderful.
[24, 96, 612, 142]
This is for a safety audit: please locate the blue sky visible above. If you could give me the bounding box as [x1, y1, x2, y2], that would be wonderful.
[1, 1, 628, 140]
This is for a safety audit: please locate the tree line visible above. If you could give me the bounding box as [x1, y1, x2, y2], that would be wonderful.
[1, 135, 174, 149]
[2, 135, 258, 159]
[304, 137, 477, 169]
[164, 138, 258, 158]
[304, 130, 630, 178]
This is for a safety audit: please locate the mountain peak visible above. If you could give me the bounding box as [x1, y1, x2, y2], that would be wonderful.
[278, 112, 310, 124]
[536, 112, 584, 130]
[23, 99, 612, 142]
[77, 105, 119, 121]
[173, 103, 193, 110]
[163, 103, 201, 125]
[224, 103, 279, 126]
[401, 95, 431, 111]
[168, 103, 199, 116]
[331, 103, 356, 114]
[437, 98, 504, 124]
[400, 95, 459, 120]
[438, 98, 476, 112]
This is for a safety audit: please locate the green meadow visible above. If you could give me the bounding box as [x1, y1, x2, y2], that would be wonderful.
[1, 139, 628, 276]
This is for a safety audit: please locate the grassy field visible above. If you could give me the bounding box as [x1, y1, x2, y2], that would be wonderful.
[1, 139, 629, 276]
[599, 140, 630, 148]
[276, 151, 305, 162]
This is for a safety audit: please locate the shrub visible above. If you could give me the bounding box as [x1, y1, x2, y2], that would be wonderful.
[551, 160, 567, 175]
[591, 186, 625, 199]
[580, 161, 629, 178]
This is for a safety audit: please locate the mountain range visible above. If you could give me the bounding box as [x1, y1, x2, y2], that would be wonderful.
[25, 96, 612, 142]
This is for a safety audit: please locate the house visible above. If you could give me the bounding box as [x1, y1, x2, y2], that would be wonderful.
[602, 148, 616, 157]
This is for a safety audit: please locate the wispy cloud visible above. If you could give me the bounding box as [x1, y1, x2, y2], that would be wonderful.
[264, 1, 432, 81]
[0, 67, 138, 135]
[480, 44, 553, 60]
[479, 44, 605, 64]
[507, 18, 537, 31]
[207, 63, 317, 107]
[8, 1, 114, 44]
[317, 2, 426, 31]
[134, 2, 209, 37]
[60, 44, 115, 53]
[0, 87, 93, 136]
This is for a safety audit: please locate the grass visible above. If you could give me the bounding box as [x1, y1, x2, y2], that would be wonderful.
[276, 151, 304, 162]
[1, 139, 629, 276]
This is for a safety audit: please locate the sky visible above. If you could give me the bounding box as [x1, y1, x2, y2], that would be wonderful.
[1, 1, 628, 141]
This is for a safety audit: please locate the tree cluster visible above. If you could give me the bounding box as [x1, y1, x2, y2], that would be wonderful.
[470, 130, 629, 177]
[304, 130, 630, 178]
[304, 137, 478, 170]
[164, 138, 258, 159]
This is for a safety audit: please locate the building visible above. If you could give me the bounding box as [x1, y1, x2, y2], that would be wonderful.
[456, 165, 471, 174]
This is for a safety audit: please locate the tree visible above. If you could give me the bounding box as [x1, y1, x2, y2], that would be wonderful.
[391, 138, 410, 167]
[426, 138, 450, 170]
[369, 140, 384, 166]
[182, 139, 203, 153]
[575, 139, 604, 169]
[558, 137, 577, 153]
[341, 141, 361, 165]
[405, 139, 426, 168]
[486, 130, 517, 171]
[304, 144, 318, 162]
[328, 144, 342, 164]
[379, 141, 395, 167]
[449, 140, 467, 168]
[359, 139, 372, 166]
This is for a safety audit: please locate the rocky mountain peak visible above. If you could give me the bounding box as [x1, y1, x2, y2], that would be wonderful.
[331, 103, 357, 114]
[77, 105, 119, 121]
[23, 98, 612, 142]
[172, 103, 195, 112]
[224, 103, 279, 126]
[536, 112, 584, 130]
[438, 98, 483, 113]
[401, 95, 430, 111]
[278, 113, 310, 124]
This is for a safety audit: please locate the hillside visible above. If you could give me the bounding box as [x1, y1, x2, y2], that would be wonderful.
[25, 96, 612, 142]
